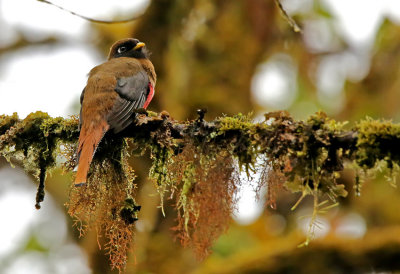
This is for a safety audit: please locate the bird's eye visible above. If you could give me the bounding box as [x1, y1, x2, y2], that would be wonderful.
[117, 46, 127, 54]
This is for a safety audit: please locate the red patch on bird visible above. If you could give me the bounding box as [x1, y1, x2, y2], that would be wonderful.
[143, 83, 154, 109]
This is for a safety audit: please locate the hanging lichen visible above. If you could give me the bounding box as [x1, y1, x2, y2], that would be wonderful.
[65, 136, 138, 271]
[166, 143, 240, 259]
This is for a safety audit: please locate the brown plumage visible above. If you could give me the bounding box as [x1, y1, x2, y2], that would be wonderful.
[75, 38, 156, 185]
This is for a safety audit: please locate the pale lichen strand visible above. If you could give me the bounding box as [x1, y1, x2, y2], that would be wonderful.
[2, 111, 400, 270]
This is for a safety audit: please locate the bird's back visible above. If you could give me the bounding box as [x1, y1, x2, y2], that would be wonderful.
[81, 58, 144, 130]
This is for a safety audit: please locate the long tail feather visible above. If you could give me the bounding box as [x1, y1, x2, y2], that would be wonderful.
[75, 121, 109, 185]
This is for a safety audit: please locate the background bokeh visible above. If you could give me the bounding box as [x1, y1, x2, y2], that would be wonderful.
[1, 0, 400, 273]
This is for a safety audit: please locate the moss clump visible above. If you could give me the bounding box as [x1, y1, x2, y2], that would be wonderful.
[215, 113, 257, 174]
[253, 112, 349, 204]
[355, 118, 400, 169]
[120, 198, 141, 225]
[0, 112, 19, 135]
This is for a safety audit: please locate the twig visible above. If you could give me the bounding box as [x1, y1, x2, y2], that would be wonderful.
[37, 0, 144, 24]
[274, 0, 302, 33]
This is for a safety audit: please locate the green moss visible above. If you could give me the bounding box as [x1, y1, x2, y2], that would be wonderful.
[355, 118, 400, 169]
[215, 113, 257, 174]
[216, 113, 254, 133]
[120, 197, 141, 225]
[0, 112, 19, 135]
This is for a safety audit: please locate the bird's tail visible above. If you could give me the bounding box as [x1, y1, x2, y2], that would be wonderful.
[75, 121, 109, 185]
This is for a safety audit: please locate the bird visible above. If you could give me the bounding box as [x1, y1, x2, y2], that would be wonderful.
[75, 38, 156, 185]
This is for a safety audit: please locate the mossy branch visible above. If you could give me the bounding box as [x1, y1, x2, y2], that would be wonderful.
[1, 110, 400, 270]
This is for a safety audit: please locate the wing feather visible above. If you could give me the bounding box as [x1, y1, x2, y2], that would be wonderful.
[108, 70, 150, 133]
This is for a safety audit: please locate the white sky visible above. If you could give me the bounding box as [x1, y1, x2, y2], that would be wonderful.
[0, 167, 90, 273]
[0, 0, 149, 118]
[323, 0, 400, 44]
[0, 0, 400, 269]
[0, 46, 100, 118]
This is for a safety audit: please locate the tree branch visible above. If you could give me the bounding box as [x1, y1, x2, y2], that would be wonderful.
[1, 110, 400, 269]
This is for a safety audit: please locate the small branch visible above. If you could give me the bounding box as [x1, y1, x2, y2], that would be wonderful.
[37, 0, 145, 24]
[274, 0, 302, 33]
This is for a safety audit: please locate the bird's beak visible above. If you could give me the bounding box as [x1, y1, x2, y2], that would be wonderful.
[133, 42, 145, 50]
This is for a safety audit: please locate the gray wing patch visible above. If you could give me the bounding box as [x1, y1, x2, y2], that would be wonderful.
[108, 71, 149, 133]
[115, 71, 148, 101]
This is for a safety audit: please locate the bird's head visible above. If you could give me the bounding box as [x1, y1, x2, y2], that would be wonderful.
[108, 38, 149, 60]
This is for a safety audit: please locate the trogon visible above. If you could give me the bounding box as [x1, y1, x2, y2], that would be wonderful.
[75, 38, 156, 185]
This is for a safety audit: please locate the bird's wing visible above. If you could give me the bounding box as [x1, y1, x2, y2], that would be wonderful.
[107, 70, 150, 133]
